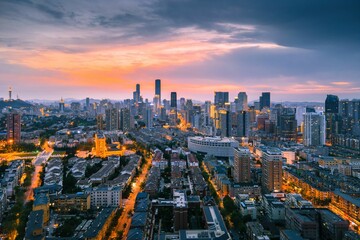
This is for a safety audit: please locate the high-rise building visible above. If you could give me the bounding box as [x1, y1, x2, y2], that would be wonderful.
[234, 147, 251, 183]
[214, 92, 229, 107]
[262, 148, 282, 193]
[171, 92, 177, 108]
[155, 79, 161, 103]
[339, 99, 360, 136]
[7, 112, 21, 144]
[236, 111, 250, 137]
[325, 95, 339, 114]
[260, 92, 270, 110]
[278, 108, 297, 140]
[179, 97, 186, 110]
[236, 92, 248, 111]
[120, 108, 131, 132]
[219, 109, 230, 137]
[105, 108, 119, 131]
[133, 83, 141, 103]
[170, 92, 178, 126]
[325, 94, 340, 141]
[85, 97, 90, 110]
[96, 114, 104, 130]
[303, 112, 326, 146]
[145, 107, 153, 128]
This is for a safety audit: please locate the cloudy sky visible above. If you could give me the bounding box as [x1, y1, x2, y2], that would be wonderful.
[0, 0, 359, 102]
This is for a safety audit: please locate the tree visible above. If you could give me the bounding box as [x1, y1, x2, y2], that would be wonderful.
[223, 196, 236, 214]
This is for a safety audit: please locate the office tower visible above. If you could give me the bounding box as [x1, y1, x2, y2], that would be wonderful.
[262, 148, 282, 193]
[325, 94, 340, 141]
[94, 133, 107, 158]
[145, 107, 153, 128]
[171, 92, 177, 108]
[303, 112, 326, 146]
[133, 83, 141, 103]
[96, 114, 104, 130]
[155, 79, 161, 103]
[136, 83, 140, 98]
[219, 109, 230, 137]
[85, 97, 90, 110]
[234, 147, 251, 183]
[170, 92, 178, 125]
[214, 92, 229, 107]
[236, 111, 250, 137]
[120, 108, 131, 132]
[105, 108, 119, 131]
[278, 108, 297, 140]
[7, 112, 21, 144]
[59, 98, 65, 112]
[260, 92, 270, 110]
[236, 92, 248, 111]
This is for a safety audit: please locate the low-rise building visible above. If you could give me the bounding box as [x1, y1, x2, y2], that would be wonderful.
[52, 192, 91, 213]
[24, 210, 44, 240]
[86, 185, 122, 208]
[83, 207, 117, 240]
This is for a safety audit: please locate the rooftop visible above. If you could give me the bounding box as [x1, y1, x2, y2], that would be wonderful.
[83, 207, 116, 238]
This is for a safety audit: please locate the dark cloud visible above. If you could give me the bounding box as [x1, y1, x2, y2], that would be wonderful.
[154, 0, 360, 50]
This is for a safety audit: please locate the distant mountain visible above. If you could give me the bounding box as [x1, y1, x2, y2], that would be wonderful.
[0, 99, 33, 108]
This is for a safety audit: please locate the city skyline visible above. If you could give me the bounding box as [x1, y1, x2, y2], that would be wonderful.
[1, 1, 360, 101]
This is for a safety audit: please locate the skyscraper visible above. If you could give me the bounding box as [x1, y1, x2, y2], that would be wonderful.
[170, 92, 178, 125]
[145, 107, 153, 128]
[325, 94, 340, 141]
[219, 109, 230, 137]
[325, 95, 339, 114]
[171, 92, 177, 108]
[236, 92, 248, 111]
[262, 148, 282, 193]
[236, 111, 250, 137]
[85, 97, 90, 110]
[260, 92, 270, 110]
[134, 83, 141, 103]
[214, 92, 229, 107]
[234, 147, 251, 183]
[278, 107, 297, 140]
[303, 112, 326, 146]
[155, 79, 161, 102]
[7, 112, 21, 144]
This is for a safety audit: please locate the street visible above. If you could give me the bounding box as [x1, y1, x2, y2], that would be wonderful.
[110, 154, 151, 239]
[25, 150, 53, 203]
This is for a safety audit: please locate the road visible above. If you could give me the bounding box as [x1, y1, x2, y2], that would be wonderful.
[24, 150, 53, 203]
[110, 155, 151, 239]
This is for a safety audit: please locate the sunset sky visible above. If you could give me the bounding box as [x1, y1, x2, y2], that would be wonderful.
[0, 0, 359, 102]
